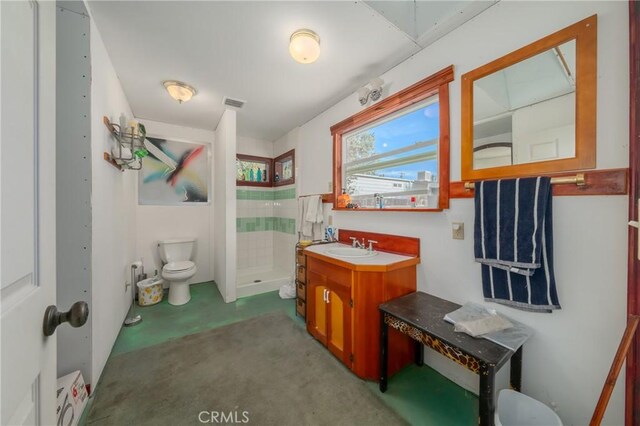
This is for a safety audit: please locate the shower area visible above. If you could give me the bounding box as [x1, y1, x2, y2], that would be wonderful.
[235, 151, 297, 298]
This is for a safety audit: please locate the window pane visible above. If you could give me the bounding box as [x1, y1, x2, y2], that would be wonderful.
[236, 159, 269, 183]
[343, 95, 440, 208]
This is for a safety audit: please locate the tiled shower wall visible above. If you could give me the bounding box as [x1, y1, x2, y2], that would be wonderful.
[273, 185, 297, 274]
[236, 186, 296, 273]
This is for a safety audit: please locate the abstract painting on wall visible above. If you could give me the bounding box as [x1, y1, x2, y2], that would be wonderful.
[138, 137, 210, 205]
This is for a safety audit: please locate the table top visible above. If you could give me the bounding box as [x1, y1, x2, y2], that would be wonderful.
[379, 291, 515, 368]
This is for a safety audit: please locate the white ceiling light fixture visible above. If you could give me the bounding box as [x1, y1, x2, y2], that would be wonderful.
[289, 29, 321, 64]
[163, 80, 196, 104]
[358, 77, 384, 106]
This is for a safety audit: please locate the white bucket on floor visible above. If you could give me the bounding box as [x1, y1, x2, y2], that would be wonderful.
[495, 389, 562, 426]
[137, 277, 164, 306]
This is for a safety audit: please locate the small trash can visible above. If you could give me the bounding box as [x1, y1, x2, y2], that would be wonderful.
[137, 277, 164, 306]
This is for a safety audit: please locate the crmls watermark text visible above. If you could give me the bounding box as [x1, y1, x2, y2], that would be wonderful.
[198, 410, 250, 424]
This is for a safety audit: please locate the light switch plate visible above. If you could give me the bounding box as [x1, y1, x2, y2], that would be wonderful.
[452, 222, 464, 240]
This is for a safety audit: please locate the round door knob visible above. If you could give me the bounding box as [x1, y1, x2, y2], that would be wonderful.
[43, 301, 89, 336]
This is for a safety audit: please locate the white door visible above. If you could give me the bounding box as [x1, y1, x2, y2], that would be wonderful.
[1, 1, 57, 424]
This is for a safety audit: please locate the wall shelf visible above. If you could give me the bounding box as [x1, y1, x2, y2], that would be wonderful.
[103, 152, 124, 172]
[102, 116, 145, 171]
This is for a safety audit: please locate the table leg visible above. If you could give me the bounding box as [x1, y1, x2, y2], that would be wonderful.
[510, 346, 523, 392]
[415, 340, 424, 366]
[379, 313, 389, 393]
[479, 363, 496, 426]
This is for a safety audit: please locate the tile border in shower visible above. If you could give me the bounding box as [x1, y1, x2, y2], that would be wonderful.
[236, 217, 296, 234]
[236, 186, 296, 200]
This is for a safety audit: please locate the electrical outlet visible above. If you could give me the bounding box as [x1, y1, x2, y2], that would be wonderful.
[452, 222, 464, 240]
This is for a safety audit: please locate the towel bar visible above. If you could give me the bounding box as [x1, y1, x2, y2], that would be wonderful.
[464, 173, 586, 190]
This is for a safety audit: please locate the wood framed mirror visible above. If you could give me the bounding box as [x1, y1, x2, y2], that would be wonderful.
[461, 15, 597, 181]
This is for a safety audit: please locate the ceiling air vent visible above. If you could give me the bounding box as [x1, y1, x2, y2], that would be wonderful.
[222, 96, 246, 109]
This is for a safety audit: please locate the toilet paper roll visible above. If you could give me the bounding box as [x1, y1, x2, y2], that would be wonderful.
[131, 260, 142, 269]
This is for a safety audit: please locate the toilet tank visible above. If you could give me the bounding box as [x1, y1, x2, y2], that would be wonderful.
[158, 238, 196, 263]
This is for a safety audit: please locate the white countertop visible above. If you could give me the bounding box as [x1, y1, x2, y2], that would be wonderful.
[304, 242, 418, 267]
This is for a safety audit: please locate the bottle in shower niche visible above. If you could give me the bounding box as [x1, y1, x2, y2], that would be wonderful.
[256, 168, 262, 183]
[262, 169, 267, 182]
[249, 168, 254, 182]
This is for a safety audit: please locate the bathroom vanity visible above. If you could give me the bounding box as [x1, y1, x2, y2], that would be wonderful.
[303, 231, 420, 380]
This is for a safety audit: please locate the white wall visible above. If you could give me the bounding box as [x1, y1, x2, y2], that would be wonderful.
[214, 110, 237, 302]
[87, 10, 137, 385]
[237, 135, 273, 158]
[290, 2, 629, 424]
[135, 119, 215, 285]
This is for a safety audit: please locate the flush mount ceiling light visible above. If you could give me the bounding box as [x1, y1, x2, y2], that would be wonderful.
[163, 80, 196, 104]
[289, 29, 320, 64]
[357, 77, 385, 106]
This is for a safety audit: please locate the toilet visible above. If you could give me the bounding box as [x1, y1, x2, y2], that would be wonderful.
[158, 238, 197, 306]
[495, 389, 562, 426]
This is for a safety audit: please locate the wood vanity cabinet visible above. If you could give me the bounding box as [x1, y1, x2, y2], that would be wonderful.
[307, 258, 353, 366]
[305, 254, 418, 380]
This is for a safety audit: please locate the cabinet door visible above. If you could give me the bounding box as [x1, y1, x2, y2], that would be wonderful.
[306, 280, 328, 346]
[326, 284, 352, 366]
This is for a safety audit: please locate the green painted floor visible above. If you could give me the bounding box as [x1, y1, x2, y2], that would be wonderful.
[86, 282, 477, 425]
[111, 282, 296, 356]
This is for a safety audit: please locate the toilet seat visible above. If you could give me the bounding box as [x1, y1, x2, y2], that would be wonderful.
[163, 261, 195, 273]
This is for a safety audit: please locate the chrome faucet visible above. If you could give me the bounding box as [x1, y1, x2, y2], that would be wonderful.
[367, 240, 378, 253]
[350, 237, 365, 249]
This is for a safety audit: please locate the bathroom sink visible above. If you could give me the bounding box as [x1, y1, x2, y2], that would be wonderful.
[325, 247, 378, 258]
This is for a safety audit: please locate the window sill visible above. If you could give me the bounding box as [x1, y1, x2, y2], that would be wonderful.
[236, 181, 271, 187]
[332, 207, 443, 212]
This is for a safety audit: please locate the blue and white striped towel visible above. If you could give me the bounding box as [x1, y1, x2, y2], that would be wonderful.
[474, 177, 561, 312]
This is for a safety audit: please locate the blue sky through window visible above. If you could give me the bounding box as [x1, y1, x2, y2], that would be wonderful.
[351, 100, 439, 181]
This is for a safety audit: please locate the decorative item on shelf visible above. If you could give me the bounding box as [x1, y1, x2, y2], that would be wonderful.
[103, 115, 148, 171]
[337, 189, 351, 208]
[374, 193, 384, 209]
[357, 77, 384, 106]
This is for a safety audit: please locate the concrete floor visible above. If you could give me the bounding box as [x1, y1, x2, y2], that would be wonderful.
[82, 282, 477, 425]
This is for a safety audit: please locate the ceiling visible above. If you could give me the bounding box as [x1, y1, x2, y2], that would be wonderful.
[88, 1, 496, 141]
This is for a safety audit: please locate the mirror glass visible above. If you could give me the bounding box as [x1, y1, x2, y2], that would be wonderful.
[473, 40, 576, 170]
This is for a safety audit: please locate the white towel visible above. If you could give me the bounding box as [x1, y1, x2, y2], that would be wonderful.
[298, 195, 324, 240]
[305, 195, 323, 224]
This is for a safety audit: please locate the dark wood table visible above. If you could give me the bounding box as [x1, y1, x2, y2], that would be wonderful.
[379, 292, 523, 426]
